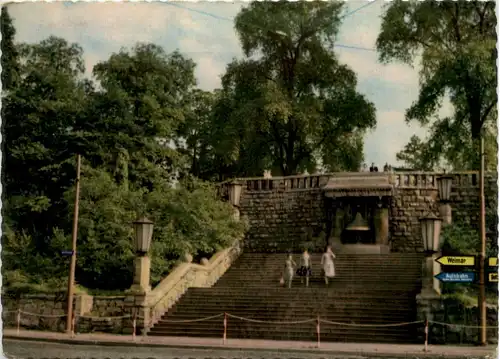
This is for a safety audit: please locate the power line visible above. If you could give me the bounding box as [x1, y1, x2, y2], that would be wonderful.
[341, 0, 379, 19]
[165, 1, 378, 52]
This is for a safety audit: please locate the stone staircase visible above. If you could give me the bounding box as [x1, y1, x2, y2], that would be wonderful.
[149, 253, 424, 343]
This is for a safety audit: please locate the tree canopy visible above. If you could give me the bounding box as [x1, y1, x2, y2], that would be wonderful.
[377, 0, 497, 171]
[1, 7, 246, 292]
[203, 1, 376, 177]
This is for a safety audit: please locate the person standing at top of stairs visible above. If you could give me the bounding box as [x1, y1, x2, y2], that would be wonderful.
[297, 249, 312, 287]
[321, 246, 336, 286]
[283, 254, 297, 289]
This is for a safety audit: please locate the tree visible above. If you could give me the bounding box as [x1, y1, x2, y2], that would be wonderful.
[2, 36, 88, 249]
[85, 44, 197, 188]
[175, 89, 217, 178]
[211, 1, 376, 177]
[1, 5, 19, 91]
[2, 37, 249, 291]
[395, 135, 438, 171]
[377, 1, 497, 170]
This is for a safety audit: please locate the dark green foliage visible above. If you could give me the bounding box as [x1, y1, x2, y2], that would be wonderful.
[378, 1, 497, 171]
[2, 36, 247, 291]
[1, 6, 19, 91]
[191, 1, 376, 178]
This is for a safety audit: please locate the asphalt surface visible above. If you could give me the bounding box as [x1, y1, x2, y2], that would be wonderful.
[2, 339, 378, 359]
[3, 339, 495, 359]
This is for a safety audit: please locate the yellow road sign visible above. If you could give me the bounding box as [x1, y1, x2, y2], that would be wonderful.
[436, 256, 475, 266]
[488, 257, 498, 267]
[488, 273, 498, 282]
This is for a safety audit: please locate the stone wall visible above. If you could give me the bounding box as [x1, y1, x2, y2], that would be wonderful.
[2, 238, 243, 335]
[221, 171, 498, 253]
[416, 295, 498, 345]
[237, 175, 330, 252]
[1, 293, 132, 334]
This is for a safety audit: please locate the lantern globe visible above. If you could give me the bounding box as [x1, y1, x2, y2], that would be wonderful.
[436, 175, 454, 202]
[228, 182, 243, 207]
[419, 213, 442, 253]
[133, 217, 154, 254]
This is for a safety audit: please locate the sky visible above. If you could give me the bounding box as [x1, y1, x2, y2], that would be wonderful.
[7, 0, 453, 168]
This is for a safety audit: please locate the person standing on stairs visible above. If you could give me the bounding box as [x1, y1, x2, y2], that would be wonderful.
[297, 249, 312, 287]
[283, 253, 297, 289]
[321, 245, 336, 286]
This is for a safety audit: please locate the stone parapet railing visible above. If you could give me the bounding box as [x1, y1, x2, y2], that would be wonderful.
[217, 171, 496, 194]
[142, 239, 242, 331]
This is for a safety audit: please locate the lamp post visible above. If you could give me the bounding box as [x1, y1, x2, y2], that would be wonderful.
[66, 154, 81, 334]
[419, 213, 443, 296]
[436, 174, 454, 226]
[129, 217, 154, 293]
[228, 181, 243, 220]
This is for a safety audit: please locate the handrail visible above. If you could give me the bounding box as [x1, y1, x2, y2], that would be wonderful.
[143, 240, 242, 329]
[216, 170, 496, 185]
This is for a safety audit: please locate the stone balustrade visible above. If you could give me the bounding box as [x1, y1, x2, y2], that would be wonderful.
[142, 239, 242, 332]
[217, 171, 494, 194]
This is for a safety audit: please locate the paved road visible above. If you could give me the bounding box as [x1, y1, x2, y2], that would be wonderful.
[3, 339, 494, 359]
[3, 339, 374, 359]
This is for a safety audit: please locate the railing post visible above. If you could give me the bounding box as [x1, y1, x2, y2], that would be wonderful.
[132, 311, 137, 341]
[16, 309, 21, 336]
[71, 312, 76, 338]
[316, 315, 321, 348]
[223, 312, 227, 345]
[424, 319, 429, 352]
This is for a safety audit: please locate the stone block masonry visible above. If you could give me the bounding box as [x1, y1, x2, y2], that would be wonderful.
[222, 171, 498, 253]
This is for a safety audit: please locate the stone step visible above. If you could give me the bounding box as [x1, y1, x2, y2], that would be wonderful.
[214, 282, 421, 290]
[160, 312, 415, 323]
[147, 329, 420, 344]
[153, 320, 418, 331]
[178, 293, 415, 303]
[165, 306, 415, 317]
[184, 288, 417, 297]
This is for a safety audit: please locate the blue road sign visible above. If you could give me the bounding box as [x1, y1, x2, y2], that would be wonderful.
[61, 250, 74, 256]
[435, 272, 475, 283]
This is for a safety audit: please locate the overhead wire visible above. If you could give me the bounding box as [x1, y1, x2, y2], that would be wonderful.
[164, 0, 378, 53]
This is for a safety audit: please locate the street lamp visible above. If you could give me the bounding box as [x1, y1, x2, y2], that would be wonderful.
[419, 213, 442, 254]
[133, 217, 154, 255]
[419, 212, 443, 299]
[228, 181, 243, 220]
[436, 174, 454, 226]
[228, 182, 242, 207]
[129, 217, 154, 293]
[436, 175, 454, 202]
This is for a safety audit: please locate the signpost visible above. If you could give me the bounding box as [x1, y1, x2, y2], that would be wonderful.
[61, 250, 74, 256]
[435, 256, 475, 266]
[488, 257, 498, 267]
[488, 273, 498, 283]
[435, 272, 475, 283]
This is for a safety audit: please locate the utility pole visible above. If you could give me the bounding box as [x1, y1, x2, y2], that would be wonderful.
[66, 154, 81, 333]
[478, 136, 487, 345]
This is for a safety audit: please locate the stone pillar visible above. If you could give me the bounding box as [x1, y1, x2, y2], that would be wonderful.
[129, 256, 151, 293]
[330, 208, 344, 250]
[416, 253, 445, 343]
[123, 294, 149, 335]
[374, 207, 389, 245]
[439, 203, 452, 226]
[233, 207, 240, 221]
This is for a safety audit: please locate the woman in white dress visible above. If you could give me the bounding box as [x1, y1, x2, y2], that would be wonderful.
[297, 249, 312, 287]
[283, 254, 297, 289]
[321, 245, 336, 285]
